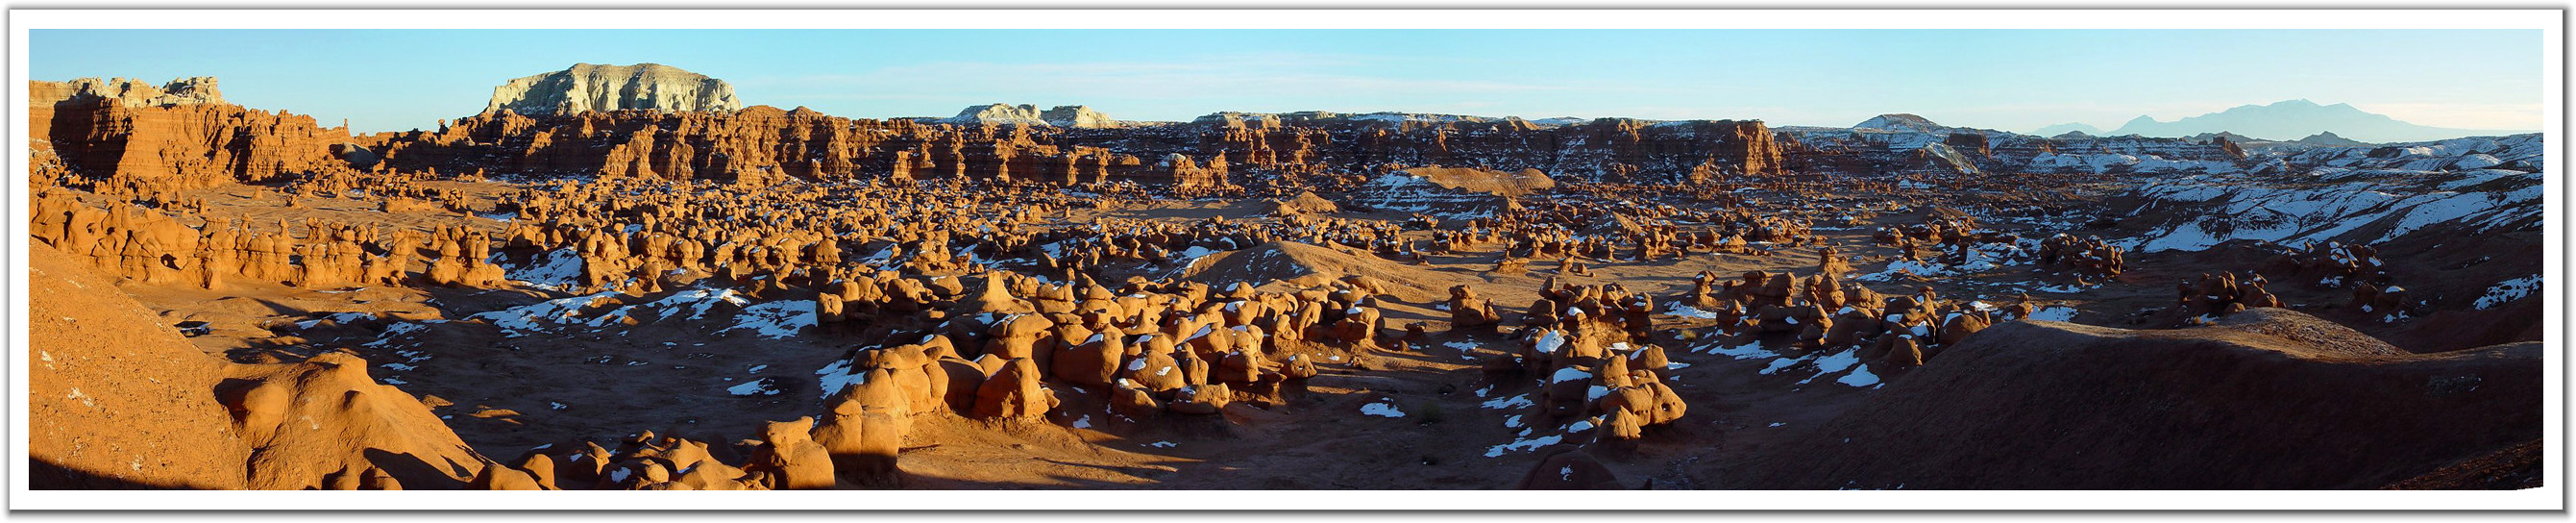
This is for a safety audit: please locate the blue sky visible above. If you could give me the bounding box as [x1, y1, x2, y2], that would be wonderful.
[30, 29, 2544, 134]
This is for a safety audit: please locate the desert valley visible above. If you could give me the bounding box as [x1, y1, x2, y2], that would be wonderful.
[23, 61, 2544, 492]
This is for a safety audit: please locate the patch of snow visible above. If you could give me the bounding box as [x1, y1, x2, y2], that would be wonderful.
[2025, 307, 2078, 322]
[1361, 402, 1408, 418]
[1702, 340, 1778, 360]
[1800, 349, 1861, 385]
[2475, 275, 2541, 310]
[726, 300, 817, 338]
[498, 249, 586, 291]
[1838, 364, 1881, 387]
[727, 378, 783, 397]
[467, 291, 622, 337]
[1760, 355, 1810, 375]
[1484, 434, 1564, 458]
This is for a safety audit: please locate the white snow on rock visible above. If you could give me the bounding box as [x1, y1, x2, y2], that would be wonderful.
[727, 300, 817, 338]
[2121, 164, 2540, 253]
[1482, 394, 1534, 410]
[1535, 330, 1569, 355]
[1855, 260, 1958, 282]
[812, 359, 867, 398]
[1664, 303, 1722, 319]
[2475, 275, 2542, 310]
[468, 291, 623, 337]
[498, 249, 586, 291]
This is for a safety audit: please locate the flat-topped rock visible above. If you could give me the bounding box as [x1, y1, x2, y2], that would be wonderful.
[484, 62, 740, 115]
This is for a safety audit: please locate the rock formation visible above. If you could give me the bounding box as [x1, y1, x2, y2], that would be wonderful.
[483, 62, 741, 115]
[33, 77, 356, 190]
[29, 238, 483, 490]
[944, 104, 1118, 128]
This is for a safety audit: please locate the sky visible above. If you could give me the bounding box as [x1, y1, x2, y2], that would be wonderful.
[29, 29, 2546, 134]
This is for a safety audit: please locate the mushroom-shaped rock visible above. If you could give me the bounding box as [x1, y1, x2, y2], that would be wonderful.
[971, 358, 1056, 420]
[749, 417, 836, 490]
[813, 368, 907, 486]
[467, 461, 545, 490]
[1168, 383, 1233, 415]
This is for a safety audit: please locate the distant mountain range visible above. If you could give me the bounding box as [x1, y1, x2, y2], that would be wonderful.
[2033, 122, 2102, 137]
[2035, 100, 2527, 143]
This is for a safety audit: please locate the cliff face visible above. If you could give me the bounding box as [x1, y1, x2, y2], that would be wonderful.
[483, 63, 741, 115]
[33, 78, 356, 189]
[1779, 114, 2247, 176]
[34, 76, 226, 108]
[29, 77, 228, 145]
[361, 109, 1784, 187]
[1059, 115, 1783, 184]
[365, 106, 1214, 186]
[1041, 106, 1116, 128]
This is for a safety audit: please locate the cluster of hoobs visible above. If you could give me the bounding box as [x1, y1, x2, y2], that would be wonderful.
[2168, 240, 2412, 325]
[1450, 280, 1690, 467]
[2037, 234, 2126, 284]
[2170, 272, 2290, 325]
[2268, 241, 2416, 318]
[1686, 241, 2051, 371]
[457, 270, 1398, 489]
[30, 190, 510, 291]
[1873, 215, 1983, 263]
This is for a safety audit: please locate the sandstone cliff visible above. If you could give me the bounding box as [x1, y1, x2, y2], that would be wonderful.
[361, 106, 1790, 187]
[33, 76, 226, 108]
[366, 106, 1213, 187]
[483, 62, 741, 115]
[33, 77, 357, 189]
[29, 77, 227, 145]
[1041, 105, 1116, 128]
